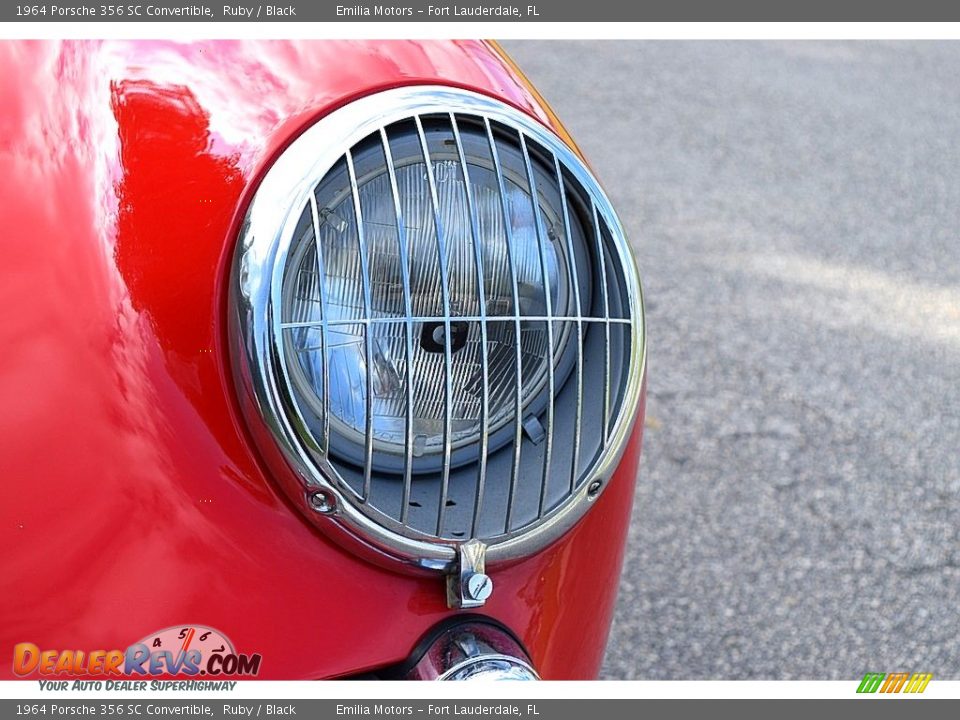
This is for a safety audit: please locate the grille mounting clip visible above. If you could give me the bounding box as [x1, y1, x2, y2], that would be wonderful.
[446, 539, 493, 609]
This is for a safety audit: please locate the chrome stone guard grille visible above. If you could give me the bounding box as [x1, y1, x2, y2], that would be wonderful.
[231, 87, 645, 604]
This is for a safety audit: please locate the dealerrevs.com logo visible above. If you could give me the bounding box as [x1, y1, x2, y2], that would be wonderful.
[13, 625, 261, 679]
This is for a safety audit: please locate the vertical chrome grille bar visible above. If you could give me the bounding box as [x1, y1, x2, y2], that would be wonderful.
[484, 116, 525, 533]
[307, 193, 331, 453]
[519, 133, 555, 519]
[379, 127, 417, 522]
[344, 149, 375, 502]
[554, 156, 584, 492]
[592, 200, 612, 445]
[450, 113, 490, 539]
[414, 115, 455, 537]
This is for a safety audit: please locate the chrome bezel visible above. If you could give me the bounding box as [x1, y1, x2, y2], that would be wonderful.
[438, 654, 540, 682]
[230, 86, 646, 572]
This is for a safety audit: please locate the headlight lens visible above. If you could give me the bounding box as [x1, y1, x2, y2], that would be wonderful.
[283, 119, 589, 474]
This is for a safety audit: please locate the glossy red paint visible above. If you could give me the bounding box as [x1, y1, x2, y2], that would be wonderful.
[0, 40, 644, 680]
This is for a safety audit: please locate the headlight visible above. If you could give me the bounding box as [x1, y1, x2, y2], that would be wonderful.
[231, 87, 644, 607]
[283, 119, 588, 475]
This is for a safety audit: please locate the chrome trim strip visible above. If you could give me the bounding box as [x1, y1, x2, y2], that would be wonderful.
[484, 116, 526, 535]
[344, 149, 376, 501]
[450, 113, 491, 539]
[378, 127, 417, 524]
[519, 132, 555, 520]
[554, 155, 584, 493]
[307, 193, 332, 452]
[230, 86, 646, 570]
[413, 115, 456, 537]
[591, 199, 612, 447]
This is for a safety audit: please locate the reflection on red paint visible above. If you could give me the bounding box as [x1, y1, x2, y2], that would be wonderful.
[111, 79, 249, 456]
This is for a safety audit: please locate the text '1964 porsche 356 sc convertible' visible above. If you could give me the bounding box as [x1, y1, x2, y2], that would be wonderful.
[0, 39, 645, 681]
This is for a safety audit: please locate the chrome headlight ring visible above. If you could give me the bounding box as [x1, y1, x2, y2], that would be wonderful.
[230, 86, 645, 605]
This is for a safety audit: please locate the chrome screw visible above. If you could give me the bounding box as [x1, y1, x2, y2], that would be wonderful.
[588, 479, 603, 497]
[464, 573, 494, 603]
[308, 490, 336, 514]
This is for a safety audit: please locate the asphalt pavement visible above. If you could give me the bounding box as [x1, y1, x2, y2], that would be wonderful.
[503, 41, 960, 679]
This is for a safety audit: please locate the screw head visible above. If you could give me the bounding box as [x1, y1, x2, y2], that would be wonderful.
[308, 490, 336, 514]
[464, 572, 493, 602]
[588, 479, 603, 497]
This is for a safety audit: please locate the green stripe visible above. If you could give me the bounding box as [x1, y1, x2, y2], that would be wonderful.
[857, 673, 885, 693]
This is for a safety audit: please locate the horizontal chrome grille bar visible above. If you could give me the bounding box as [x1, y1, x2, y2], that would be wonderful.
[281, 316, 631, 327]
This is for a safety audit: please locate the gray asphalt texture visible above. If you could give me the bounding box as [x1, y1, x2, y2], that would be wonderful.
[503, 41, 960, 680]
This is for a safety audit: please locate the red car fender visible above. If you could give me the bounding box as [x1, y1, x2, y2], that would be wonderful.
[0, 39, 645, 680]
